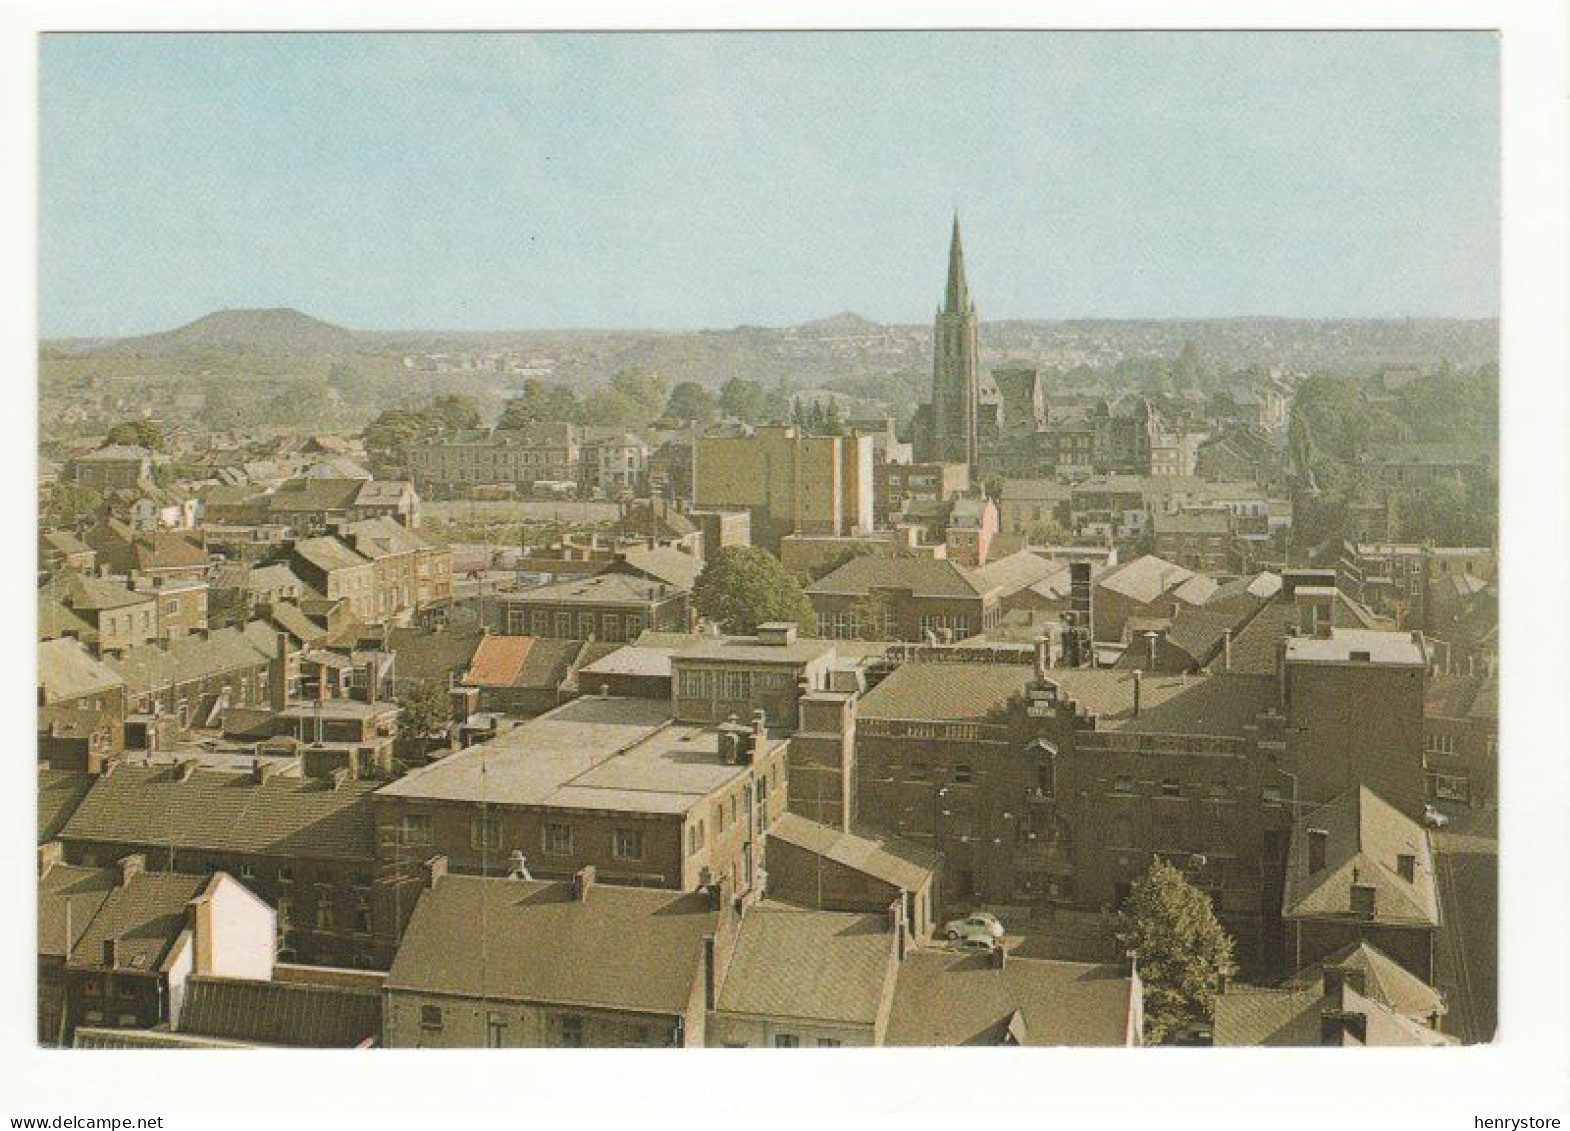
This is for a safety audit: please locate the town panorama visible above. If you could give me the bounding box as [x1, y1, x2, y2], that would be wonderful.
[37, 212, 1497, 1049]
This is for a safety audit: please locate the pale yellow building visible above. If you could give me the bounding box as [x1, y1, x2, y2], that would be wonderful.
[694, 426, 873, 549]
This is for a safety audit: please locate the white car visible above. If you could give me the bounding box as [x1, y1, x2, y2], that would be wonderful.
[944, 912, 1005, 941]
[1423, 804, 1450, 829]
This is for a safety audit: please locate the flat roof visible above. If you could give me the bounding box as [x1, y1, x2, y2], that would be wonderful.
[377, 695, 776, 816]
[676, 636, 835, 665]
[1284, 628, 1426, 667]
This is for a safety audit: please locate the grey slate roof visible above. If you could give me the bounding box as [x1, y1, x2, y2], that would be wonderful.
[715, 902, 896, 1027]
[885, 951, 1136, 1046]
[807, 556, 983, 600]
[385, 874, 715, 1014]
[179, 974, 381, 1047]
[60, 763, 379, 862]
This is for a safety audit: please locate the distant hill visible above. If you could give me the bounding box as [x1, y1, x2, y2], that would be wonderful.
[788, 311, 881, 336]
[95, 308, 360, 356]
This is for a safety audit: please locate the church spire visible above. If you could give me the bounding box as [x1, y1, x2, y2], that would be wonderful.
[945, 211, 969, 314]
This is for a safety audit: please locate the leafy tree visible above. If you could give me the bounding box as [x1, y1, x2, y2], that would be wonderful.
[719, 376, 767, 423]
[44, 481, 104, 530]
[429, 394, 482, 434]
[664, 381, 718, 425]
[105, 418, 163, 451]
[693, 546, 815, 635]
[609, 368, 669, 423]
[577, 387, 648, 429]
[364, 407, 434, 469]
[1115, 856, 1236, 1044]
[398, 681, 453, 742]
[499, 380, 578, 428]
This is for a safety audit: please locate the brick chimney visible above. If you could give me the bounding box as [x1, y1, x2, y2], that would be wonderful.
[1306, 828, 1328, 874]
[269, 631, 291, 713]
[38, 841, 63, 878]
[572, 865, 597, 901]
[423, 855, 448, 889]
[176, 758, 201, 783]
[117, 853, 145, 887]
[252, 758, 278, 786]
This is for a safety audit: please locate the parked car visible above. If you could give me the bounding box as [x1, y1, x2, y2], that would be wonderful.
[1423, 804, 1450, 829]
[944, 912, 1004, 940]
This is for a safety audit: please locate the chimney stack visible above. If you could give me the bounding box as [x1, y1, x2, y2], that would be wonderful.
[270, 631, 291, 713]
[1222, 628, 1233, 671]
[1033, 638, 1049, 682]
[423, 855, 448, 889]
[252, 758, 277, 786]
[572, 865, 597, 901]
[38, 841, 63, 878]
[1307, 828, 1328, 874]
[1131, 670, 1142, 718]
[176, 758, 200, 783]
[1320, 1009, 1367, 1046]
[117, 854, 145, 887]
[102, 936, 120, 969]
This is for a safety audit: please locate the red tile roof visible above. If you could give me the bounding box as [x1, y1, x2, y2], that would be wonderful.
[462, 635, 534, 687]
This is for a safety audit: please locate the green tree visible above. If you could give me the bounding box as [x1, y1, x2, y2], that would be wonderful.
[105, 418, 163, 451]
[693, 546, 815, 635]
[430, 394, 482, 434]
[499, 380, 578, 428]
[1115, 856, 1236, 1044]
[577, 387, 648, 429]
[44, 481, 104, 530]
[719, 376, 767, 423]
[609, 368, 669, 423]
[398, 681, 453, 742]
[664, 381, 718, 425]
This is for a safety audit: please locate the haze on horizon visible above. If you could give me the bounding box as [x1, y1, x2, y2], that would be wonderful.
[40, 32, 1499, 339]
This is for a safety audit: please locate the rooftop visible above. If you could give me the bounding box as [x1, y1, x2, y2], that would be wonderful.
[378, 695, 774, 816]
[1283, 786, 1439, 928]
[385, 874, 715, 1014]
[885, 951, 1136, 1046]
[715, 902, 896, 1026]
[1284, 628, 1427, 667]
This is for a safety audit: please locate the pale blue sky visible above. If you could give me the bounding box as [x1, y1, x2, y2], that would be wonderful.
[39, 32, 1499, 337]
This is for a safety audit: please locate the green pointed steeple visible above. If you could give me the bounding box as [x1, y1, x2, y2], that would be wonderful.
[945, 211, 970, 314]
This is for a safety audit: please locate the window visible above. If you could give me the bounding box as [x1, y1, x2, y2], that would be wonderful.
[279, 865, 295, 884]
[953, 764, 973, 784]
[774, 1034, 800, 1048]
[420, 1004, 443, 1031]
[277, 897, 293, 927]
[400, 813, 433, 846]
[315, 900, 335, 931]
[354, 902, 372, 934]
[543, 823, 573, 856]
[909, 762, 929, 782]
[531, 611, 550, 635]
[1161, 779, 1181, 798]
[1113, 776, 1133, 795]
[1425, 734, 1456, 756]
[1262, 786, 1283, 805]
[559, 1015, 584, 1048]
[470, 814, 502, 851]
[817, 1038, 842, 1048]
[554, 612, 572, 638]
[613, 828, 644, 861]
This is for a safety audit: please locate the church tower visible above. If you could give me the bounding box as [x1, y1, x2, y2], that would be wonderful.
[929, 213, 979, 468]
